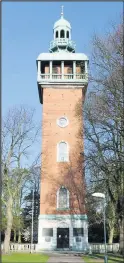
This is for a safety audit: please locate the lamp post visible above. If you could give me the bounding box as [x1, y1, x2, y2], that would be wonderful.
[30, 189, 34, 253]
[92, 192, 108, 263]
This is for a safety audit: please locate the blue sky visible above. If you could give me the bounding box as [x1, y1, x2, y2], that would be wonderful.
[2, 2, 122, 164]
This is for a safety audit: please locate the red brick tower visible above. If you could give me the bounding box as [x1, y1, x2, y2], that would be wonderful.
[36, 7, 89, 251]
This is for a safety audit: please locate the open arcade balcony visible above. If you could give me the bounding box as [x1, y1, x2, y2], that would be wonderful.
[37, 60, 88, 84]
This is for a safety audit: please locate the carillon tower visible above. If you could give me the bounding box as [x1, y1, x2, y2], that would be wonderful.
[36, 7, 89, 251]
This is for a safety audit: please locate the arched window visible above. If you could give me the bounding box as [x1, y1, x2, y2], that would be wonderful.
[57, 141, 69, 162]
[60, 30, 65, 38]
[57, 186, 69, 209]
[56, 31, 58, 38]
[66, 31, 69, 38]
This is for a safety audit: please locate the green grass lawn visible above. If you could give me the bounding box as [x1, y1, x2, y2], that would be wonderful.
[2, 253, 49, 263]
[83, 253, 123, 263]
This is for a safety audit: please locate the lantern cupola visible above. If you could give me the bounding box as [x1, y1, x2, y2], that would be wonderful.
[37, 7, 89, 104]
[49, 6, 76, 53]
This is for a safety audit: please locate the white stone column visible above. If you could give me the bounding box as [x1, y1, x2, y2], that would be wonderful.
[54, 227, 57, 249]
[58, 30, 60, 39]
[37, 61, 41, 81]
[73, 61, 76, 79]
[38, 61, 41, 75]
[61, 61, 64, 79]
[54, 30, 55, 40]
[85, 61, 88, 80]
[50, 61, 52, 79]
[85, 61, 88, 73]
[69, 224, 73, 249]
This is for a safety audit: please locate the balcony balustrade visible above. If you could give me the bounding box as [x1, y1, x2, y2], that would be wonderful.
[38, 73, 88, 82]
[50, 39, 76, 50]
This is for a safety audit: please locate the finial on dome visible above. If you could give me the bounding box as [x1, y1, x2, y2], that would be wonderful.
[61, 5, 64, 18]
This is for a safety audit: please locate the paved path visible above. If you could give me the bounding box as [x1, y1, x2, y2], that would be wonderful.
[47, 253, 85, 262]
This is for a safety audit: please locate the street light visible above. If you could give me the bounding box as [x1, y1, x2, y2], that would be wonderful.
[92, 192, 108, 263]
[30, 189, 34, 253]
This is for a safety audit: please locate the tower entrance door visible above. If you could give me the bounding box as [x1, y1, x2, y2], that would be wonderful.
[57, 228, 69, 249]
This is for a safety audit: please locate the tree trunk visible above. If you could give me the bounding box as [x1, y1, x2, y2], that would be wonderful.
[14, 230, 16, 243]
[3, 196, 13, 254]
[119, 217, 124, 255]
[18, 229, 21, 243]
[108, 226, 114, 244]
[108, 202, 116, 245]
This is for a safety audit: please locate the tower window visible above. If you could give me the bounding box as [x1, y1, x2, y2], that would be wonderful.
[66, 31, 69, 38]
[56, 31, 58, 38]
[57, 186, 69, 209]
[60, 30, 65, 38]
[57, 141, 69, 162]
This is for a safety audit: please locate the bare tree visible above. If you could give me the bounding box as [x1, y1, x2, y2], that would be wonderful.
[75, 20, 123, 248]
[22, 166, 41, 243]
[2, 105, 40, 253]
[84, 21, 123, 249]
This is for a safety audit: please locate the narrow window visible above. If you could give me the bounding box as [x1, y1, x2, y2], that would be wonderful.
[58, 141, 69, 162]
[57, 186, 69, 209]
[60, 30, 65, 38]
[56, 31, 58, 38]
[66, 31, 69, 38]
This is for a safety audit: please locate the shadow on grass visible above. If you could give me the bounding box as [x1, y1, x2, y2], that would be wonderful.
[107, 253, 124, 258]
[94, 253, 123, 263]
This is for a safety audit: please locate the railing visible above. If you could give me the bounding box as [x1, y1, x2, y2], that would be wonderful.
[39, 74, 50, 79]
[50, 39, 76, 50]
[39, 73, 87, 81]
[64, 74, 73, 79]
[89, 243, 119, 253]
[1, 243, 120, 253]
[1, 243, 36, 252]
[52, 74, 62, 79]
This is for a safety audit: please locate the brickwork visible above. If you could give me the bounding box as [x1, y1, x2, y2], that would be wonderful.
[40, 87, 86, 215]
[44, 65, 82, 74]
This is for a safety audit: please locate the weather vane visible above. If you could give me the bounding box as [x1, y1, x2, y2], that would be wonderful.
[61, 5, 64, 18]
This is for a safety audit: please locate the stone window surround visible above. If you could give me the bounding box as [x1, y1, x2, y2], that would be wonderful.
[57, 141, 69, 162]
[57, 116, 69, 128]
[56, 186, 70, 210]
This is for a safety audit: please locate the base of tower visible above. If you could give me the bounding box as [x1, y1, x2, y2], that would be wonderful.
[36, 214, 89, 252]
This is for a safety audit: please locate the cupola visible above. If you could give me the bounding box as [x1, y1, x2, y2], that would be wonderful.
[49, 6, 76, 53]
